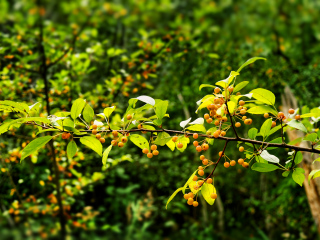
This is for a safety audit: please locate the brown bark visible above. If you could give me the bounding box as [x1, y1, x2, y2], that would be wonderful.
[281, 86, 320, 233]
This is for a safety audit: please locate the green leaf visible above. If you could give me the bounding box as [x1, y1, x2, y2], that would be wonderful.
[199, 84, 215, 91]
[233, 81, 249, 93]
[288, 137, 303, 146]
[155, 100, 168, 120]
[21, 136, 53, 161]
[227, 101, 236, 113]
[286, 120, 307, 133]
[166, 139, 175, 151]
[309, 169, 320, 182]
[236, 57, 267, 73]
[292, 171, 305, 187]
[260, 118, 272, 139]
[71, 98, 86, 120]
[175, 136, 190, 152]
[216, 71, 239, 88]
[102, 145, 113, 167]
[294, 152, 303, 165]
[166, 187, 183, 209]
[266, 137, 283, 150]
[186, 124, 206, 133]
[250, 88, 275, 106]
[248, 128, 258, 140]
[247, 105, 278, 116]
[303, 133, 318, 143]
[201, 183, 216, 205]
[282, 171, 290, 177]
[104, 106, 116, 118]
[312, 157, 320, 164]
[129, 134, 149, 150]
[0, 100, 29, 113]
[80, 136, 103, 156]
[83, 104, 94, 123]
[67, 141, 77, 159]
[182, 170, 198, 194]
[153, 132, 171, 146]
[251, 163, 279, 172]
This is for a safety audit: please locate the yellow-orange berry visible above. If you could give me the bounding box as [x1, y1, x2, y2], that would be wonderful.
[227, 86, 234, 93]
[193, 175, 198, 181]
[240, 109, 246, 115]
[198, 170, 204, 176]
[206, 118, 213, 124]
[151, 145, 157, 151]
[172, 136, 178, 142]
[202, 143, 209, 151]
[220, 131, 226, 137]
[238, 158, 244, 165]
[202, 159, 208, 165]
[213, 131, 219, 138]
[230, 160, 236, 166]
[218, 151, 224, 157]
[239, 146, 244, 152]
[184, 194, 189, 200]
[295, 115, 301, 120]
[198, 180, 204, 186]
[193, 133, 199, 139]
[222, 116, 228, 122]
[193, 141, 199, 147]
[198, 166, 203, 170]
[126, 114, 132, 120]
[196, 145, 202, 152]
[200, 155, 205, 160]
[278, 112, 284, 118]
[92, 124, 98, 129]
[242, 162, 249, 168]
[206, 178, 213, 184]
[289, 108, 295, 114]
[235, 122, 241, 127]
[138, 124, 142, 129]
[264, 113, 269, 118]
[272, 121, 276, 128]
[224, 162, 230, 168]
[152, 150, 159, 156]
[214, 87, 221, 94]
[118, 142, 124, 147]
[204, 113, 210, 119]
[92, 129, 97, 135]
[99, 138, 105, 143]
[211, 193, 217, 199]
[111, 140, 118, 146]
[239, 100, 245, 106]
[214, 120, 220, 126]
[142, 148, 149, 154]
[193, 201, 199, 207]
[177, 142, 183, 148]
[112, 130, 118, 137]
[121, 137, 127, 143]
[96, 134, 101, 139]
[147, 153, 153, 158]
[242, 116, 247, 120]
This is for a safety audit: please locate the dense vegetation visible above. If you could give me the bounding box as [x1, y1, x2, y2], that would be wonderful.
[1, 1, 320, 239]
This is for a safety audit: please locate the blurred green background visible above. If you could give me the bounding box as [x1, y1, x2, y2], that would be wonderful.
[1, 0, 320, 239]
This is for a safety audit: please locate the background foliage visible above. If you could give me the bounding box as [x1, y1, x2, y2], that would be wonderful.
[1, 0, 320, 239]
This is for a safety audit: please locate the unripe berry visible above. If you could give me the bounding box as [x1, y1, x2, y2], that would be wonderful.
[264, 113, 269, 118]
[239, 146, 244, 152]
[112, 130, 118, 137]
[200, 155, 205, 160]
[177, 142, 183, 148]
[239, 100, 245, 106]
[118, 142, 124, 147]
[142, 148, 149, 154]
[121, 137, 128, 143]
[92, 124, 98, 129]
[206, 118, 213, 124]
[172, 136, 178, 142]
[152, 150, 159, 155]
[193, 133, 199, 139]
[111, 140, 118, 146]
[96, 134, 101, 139]
[193, 201, 199, 207]
[196, 145, 202, 152]
[206, 130, 212, 135]
[99, 138, 105, 143]
[193, 175, 198, 181]
[126, 114, 132, 120]
[202, 159, 208, 165]
[147, 153, 153, 158]
[288, 108, 295, 114]
[214, 87, 221, 94]
[235, 122, 241, 127]
[238, 158, 244, 165]
[206, 178, 213, 184]
[211, 193, 217, 199]
[204, 113, 210, 119]
[198, 170, 204, 176]
[295, 115, 301, 120]
[151, 145, 157, 151]
[230, 160, 236, 166]
[224, 162, 230, 168]
[92, 129, 97, 135]
[193, 141, 199, 147]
